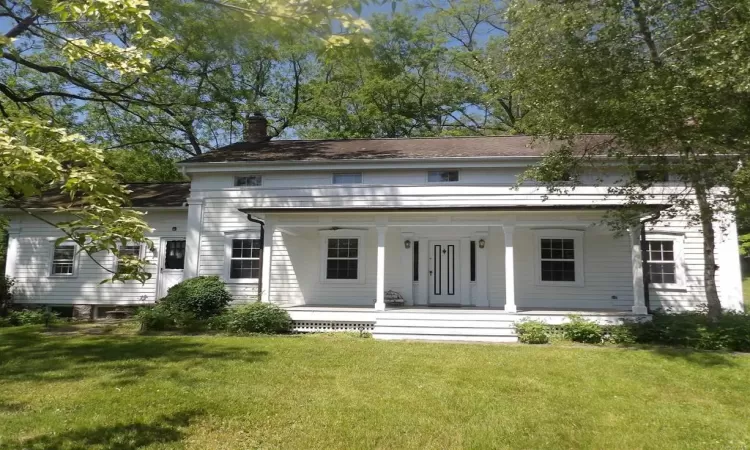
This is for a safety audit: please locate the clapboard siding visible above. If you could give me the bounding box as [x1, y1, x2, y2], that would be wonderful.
[7, 210, 187, 305]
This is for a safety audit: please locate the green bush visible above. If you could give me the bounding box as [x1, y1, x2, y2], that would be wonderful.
[8, 309, 59, 326]
[562, 315, 603, 344]
[223, 303, 292, 334]
[621, 310, 750, 352]
[603, 324, 637, 345]
[515, 319, 550, 344]
[134, 306, 173, 331]
[0, 275, 14, 316]
[159, 276, 231, 320]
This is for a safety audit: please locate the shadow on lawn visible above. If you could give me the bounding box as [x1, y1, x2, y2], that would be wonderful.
[645, 346, 739, 367]
[0, 327, 268, 384]
[0, 409, 202, 450]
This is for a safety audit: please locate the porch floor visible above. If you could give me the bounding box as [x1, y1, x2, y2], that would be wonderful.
[284, 305, 643, 316]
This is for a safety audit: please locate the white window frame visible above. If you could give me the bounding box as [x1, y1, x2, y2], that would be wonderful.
[427, 170, 460, 183]
[223, 232, 262, 283]
[319, 230, 366, 284]
[48, 239, 80, 278]
[533, 229, 585, 287]
[234, 175, 263, 187]
[114, 243, 145, 274]
[645, 233, 686, 290]
[332, 172, 363, 185]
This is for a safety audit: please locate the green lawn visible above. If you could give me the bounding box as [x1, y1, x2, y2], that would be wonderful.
[1, 325, 749, 450]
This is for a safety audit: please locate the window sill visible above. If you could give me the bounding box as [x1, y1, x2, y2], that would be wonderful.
[225, 279, 260, 284]
[649, 284, 687, 292]
[321, 278, 364, 285]
[535, 281, 585, 288]
[49, 274, 78, 279]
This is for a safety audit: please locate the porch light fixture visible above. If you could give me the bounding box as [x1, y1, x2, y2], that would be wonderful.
[478, 239, 486, 249]
[404, 239, 411, 249]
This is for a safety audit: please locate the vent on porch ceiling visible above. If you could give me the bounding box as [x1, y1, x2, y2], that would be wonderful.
[293, 321, 375, 333]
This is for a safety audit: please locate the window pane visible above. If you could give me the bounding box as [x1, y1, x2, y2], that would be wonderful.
[470, 241, 476, 282]
[53, 262, 74, 275]
[540, 239, 575, 260]
[333, 173, 362, 184]
[326, 259, 358, 279]
[427, 171, 459, 182]
[235, 176, 262, 187]
[53, 246, 75, 261]
[541, 260, 576, 282]
[648, 262, 676, 284]
[230, 259, 260, 279]
[413, 241, 419, 282]
[164, 240, 186, 269]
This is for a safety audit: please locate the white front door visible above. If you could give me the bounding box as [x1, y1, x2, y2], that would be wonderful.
[428, 240, 460, 305]
[158, 238, 186, 298]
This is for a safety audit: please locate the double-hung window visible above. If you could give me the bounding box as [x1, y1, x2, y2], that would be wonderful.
[534, 230, 584, 286]
[320, 233, 364, 283]
[116, 244, 143, 274]
[326, 238, 359, 280]
[51, 243, 77, 276]
[644, 235, 684, 289]
[227, 238, 262, 281]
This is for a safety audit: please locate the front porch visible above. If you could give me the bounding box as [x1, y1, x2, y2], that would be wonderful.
[285, 305, 647, 342]
[254, 209, 650, 316]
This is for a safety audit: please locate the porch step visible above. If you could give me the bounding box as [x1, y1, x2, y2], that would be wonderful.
[372, 314, 519, 343]
[375, 334, 518, 343]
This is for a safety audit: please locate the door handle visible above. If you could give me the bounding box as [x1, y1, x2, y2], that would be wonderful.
[429, 271, 433, 276]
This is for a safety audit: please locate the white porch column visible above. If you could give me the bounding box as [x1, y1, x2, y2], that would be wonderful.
[629, 225, 648, 315]
[260, 221, 276, 303]
[183, 198, 204, 279]
[375, 226, 387, 311]
[503, 226, 517, 313]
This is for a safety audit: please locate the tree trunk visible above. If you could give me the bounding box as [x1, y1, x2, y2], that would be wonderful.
[694, 183, 722, 321]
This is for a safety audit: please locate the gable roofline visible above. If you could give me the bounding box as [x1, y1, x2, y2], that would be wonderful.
[2, 182, 191, 210]
[178, 134, 617, 166]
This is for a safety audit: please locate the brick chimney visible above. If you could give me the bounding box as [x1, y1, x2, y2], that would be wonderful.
[243, 112, 268, 142]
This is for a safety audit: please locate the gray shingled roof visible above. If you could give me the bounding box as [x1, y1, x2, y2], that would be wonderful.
[15, 182, 190, 209]
[180, 135, 614, 164]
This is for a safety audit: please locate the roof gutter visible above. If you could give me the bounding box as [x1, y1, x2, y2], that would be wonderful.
[245, 214, 265, 298]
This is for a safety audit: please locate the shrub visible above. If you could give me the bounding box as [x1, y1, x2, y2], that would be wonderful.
[135, 306, 173, 332]
[623, 310, 750, 352]
[159, 276, 231, 320]
[0, 275, 14, 316]
[8, 309, 59, 326]
[562, 315, 603, 344]
[717, 311, 750, 352]
[515, 319, 550, 344]
[223, 303, 292, 334]
[603, 324, 637, 345]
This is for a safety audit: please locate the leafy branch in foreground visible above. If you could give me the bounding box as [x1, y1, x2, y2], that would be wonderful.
[1, 117, 153, 283]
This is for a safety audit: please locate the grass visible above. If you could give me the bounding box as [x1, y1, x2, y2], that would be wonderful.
[1, 324, 749, 450]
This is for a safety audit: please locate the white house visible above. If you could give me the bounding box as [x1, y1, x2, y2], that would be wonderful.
[3, 120, 744, 341]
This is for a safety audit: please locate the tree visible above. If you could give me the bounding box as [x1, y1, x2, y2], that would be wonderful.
[0, 0, 369, 282]
[506, 0, 750, 319]
[297, 13, 470, 138]
[421, 0, 524, 133]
